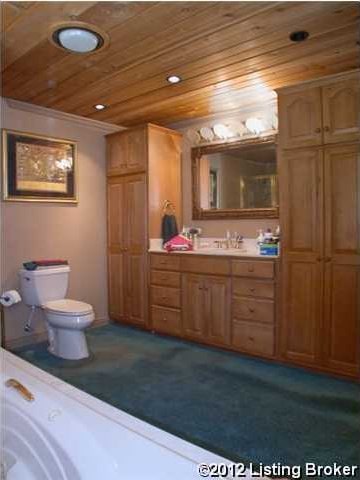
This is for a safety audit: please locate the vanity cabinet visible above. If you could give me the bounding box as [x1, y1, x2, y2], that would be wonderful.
[149, 253, 276, 359]
[277, 70, 360, 378]
[106, 124, 182, 328]
[278, 71, 360, 149]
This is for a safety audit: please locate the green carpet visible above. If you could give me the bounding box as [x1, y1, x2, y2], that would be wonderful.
[14, 324, 360, 478]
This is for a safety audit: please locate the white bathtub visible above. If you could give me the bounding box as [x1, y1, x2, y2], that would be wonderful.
[0, 348, 263, 480]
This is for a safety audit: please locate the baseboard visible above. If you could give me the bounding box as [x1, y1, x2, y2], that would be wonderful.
[5, 316, 109, 350]
[5, 331, 48, 350]
[90, 317, 109, 328]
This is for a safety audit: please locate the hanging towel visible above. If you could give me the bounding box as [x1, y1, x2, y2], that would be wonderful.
[161, 214, 179, 245]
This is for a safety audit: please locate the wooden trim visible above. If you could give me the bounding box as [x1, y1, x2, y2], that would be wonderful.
[191, 135, 279, 220]
[276, 69, 360, 95]
[5, 98, 122, 134]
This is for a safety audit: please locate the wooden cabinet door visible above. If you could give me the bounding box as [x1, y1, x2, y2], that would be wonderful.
[322, 145, 360, 375]
[182, 274, 206, 340]
[279, 148, 324, 366]
[126, 128, 147, 172]
[281, 259, 323, 366]
[108, 252, 126, 321]
[278, 87, 322, 149]
[204, 276, 230, 346]
[125, 253, 147, 326]
[107, 128, 147, 175]
[124, 174, 147, 253]
[123, 174, 147, 326]
[322, 78, 360, 145]
[279, 148, 324, 258]
[107, 133, 128, 176]
[107, 178, 126, 321]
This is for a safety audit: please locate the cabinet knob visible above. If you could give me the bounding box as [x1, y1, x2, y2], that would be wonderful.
[248, 267, 255, 273]
[249, 288, 256, 293]
[315, 127, 321, 133]
[324, 126, 330, 132]
[162, 317, 167, 322]
[249, 308, 255, 313]
[249, 336, 255, 342]
[325, 257, 331, 263]
[161, 295, 168, 300]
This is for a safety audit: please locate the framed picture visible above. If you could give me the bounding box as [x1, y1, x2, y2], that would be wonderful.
[2, 129, 77, 203]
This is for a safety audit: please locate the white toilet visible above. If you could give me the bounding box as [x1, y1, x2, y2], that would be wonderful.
[19, 265, 94, 360]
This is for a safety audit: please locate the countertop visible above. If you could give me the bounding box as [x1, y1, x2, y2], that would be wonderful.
[148, 238, 279, 259]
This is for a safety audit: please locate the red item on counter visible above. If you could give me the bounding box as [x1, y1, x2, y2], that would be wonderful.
[164, 235, 193, 252]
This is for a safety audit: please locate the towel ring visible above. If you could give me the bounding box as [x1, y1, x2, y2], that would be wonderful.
[163, 200, 175, 215]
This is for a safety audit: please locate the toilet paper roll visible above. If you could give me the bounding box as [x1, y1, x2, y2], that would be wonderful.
[0, 290, 21, 307]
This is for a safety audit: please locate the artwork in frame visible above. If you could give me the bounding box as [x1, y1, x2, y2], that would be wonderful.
[2, 129, 77, 203]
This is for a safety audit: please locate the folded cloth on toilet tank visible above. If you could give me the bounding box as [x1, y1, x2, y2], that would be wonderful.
[23, 260, 69, 271]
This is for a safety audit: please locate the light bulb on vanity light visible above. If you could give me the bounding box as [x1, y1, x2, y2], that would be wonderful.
[245, 117, 265, 135]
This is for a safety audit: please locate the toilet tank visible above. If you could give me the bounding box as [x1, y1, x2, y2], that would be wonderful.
[19, 266, 70, 307]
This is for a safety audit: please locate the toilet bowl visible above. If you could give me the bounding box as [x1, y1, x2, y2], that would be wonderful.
[43, 299, 94, 360]
[19, 265, 94, 361]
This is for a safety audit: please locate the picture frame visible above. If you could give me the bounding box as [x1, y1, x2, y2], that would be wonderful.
[2, 129, 77, 203]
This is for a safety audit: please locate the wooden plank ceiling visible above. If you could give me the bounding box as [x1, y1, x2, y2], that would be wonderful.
[2, 1, 359, 127]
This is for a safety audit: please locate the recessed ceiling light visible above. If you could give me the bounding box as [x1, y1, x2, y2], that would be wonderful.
[289, 30, 309, 42]
[53, 27, 104, 53]
[167, 75, 182, 84]
[94, 104, 107, 111]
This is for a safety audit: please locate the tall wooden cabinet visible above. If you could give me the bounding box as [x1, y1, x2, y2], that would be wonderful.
[277, 70, 360, 378]
[107, 124, 182, 328]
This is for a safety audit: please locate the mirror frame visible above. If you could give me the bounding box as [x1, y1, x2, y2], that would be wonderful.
[191, 134, 279, 220]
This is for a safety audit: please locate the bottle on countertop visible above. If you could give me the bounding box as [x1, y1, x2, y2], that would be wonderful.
[257, 229, 265, 244]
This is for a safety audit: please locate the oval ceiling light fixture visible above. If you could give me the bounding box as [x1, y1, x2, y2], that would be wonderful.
[167, 75, 182, 84]
[289, 30, 309, 42]
[50, 22, 109, 54]
[94, 104, 107, 111]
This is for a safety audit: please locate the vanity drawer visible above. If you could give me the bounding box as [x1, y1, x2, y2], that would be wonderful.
[233, 278, 274, 299]
[151, 254, 180, 271]
[232, 321, 274, 357]
[233, 297, 274, 324]
[151, 285, 180, 309]
[181, 256, 230, 275]
[151, 306, 181, 335]
[151, 270, 181, 288]
[232, 260, 274, 279]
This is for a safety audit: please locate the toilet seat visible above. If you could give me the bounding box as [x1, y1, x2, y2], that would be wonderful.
[43, 299, 93, 316]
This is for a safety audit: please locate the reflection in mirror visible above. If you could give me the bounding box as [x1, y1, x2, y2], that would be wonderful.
[201, 144, 277, 210]
[192, 137, 278, 219]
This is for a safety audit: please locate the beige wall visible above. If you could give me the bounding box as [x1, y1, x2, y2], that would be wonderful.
[1, 100, 114, 346]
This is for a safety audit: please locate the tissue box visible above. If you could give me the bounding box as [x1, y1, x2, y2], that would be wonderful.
[259, 243, 279, 256]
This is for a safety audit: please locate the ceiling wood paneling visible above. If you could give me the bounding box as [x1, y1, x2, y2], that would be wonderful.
[2, 1, 359, 126]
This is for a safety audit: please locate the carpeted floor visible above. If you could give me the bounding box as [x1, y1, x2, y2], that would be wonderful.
[14, 324, 360, 478]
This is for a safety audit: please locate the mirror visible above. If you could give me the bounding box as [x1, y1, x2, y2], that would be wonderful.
[192, 136, 278, 219]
